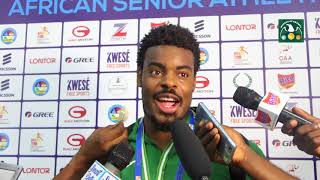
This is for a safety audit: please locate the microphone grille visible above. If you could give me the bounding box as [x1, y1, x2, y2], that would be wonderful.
[233, 86, 262, 110]
[107, 141, 134, 170]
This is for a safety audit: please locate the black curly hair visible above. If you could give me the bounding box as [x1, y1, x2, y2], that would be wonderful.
[137, 24, 200, 74]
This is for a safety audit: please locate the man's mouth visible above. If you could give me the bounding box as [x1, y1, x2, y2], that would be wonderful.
[154, 93, 181, 114]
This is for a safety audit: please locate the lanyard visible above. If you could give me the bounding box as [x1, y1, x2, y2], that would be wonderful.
[134, 111, 195, 180]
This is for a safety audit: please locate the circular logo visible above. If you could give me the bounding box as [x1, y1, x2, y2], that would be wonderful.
[1, 28, 17, 45]
[108, 104, 128, 123]
[33, 79, 49, 96]
[65, 57, 73, 63]
[199, 48, 209, 65]
[25, 111, 32, 118]
[233, 73, 252, 88]
[272, 139, 281, 147]
[67, 134, 85, 147]
[108, 76, 128, 95]
[195, 76, 210, 89]
[0, 133, 9, 151]
[68, 106, 87, 118]
[72, 26, 90, 37]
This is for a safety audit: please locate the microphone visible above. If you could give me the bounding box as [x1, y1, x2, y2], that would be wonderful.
[233, 86, 311, 129]
[81, 141, 134, 180]
[170, 120, 211, 180]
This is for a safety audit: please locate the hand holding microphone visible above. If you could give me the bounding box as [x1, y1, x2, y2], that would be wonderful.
[233, 86, 312, 129]
[54, 122, 129, 180]
[233, 86, 320, 157]
[281, 107, 320, 157]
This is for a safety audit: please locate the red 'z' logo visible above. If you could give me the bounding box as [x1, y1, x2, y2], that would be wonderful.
[113, 23, 127, 37]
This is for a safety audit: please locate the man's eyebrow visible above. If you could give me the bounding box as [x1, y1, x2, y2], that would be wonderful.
[147, 62, 165, 69]
[146, 62, 193, 71]
[176, 65, 193, 71]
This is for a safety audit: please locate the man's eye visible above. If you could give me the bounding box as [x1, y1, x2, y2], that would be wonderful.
[179, 72, 189, 78]
[151, 70, 162, 76]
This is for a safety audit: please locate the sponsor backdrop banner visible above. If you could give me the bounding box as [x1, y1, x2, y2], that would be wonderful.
[0, 0, 320, 179]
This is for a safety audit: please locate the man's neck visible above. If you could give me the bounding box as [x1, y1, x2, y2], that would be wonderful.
[143, 118, 172, 151]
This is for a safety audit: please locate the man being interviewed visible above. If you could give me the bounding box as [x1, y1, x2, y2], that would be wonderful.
[55, 24, 296, 180]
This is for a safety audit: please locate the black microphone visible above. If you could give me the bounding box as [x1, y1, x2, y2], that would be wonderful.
[82, 141, 134, 179]
[170, 120, 211, 180]
[233, 86, 311, 126]
[105, 141, 134, 175]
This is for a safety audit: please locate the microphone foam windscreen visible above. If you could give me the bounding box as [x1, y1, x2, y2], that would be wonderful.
[170, 120, 211, 180]
[107, 141, 134, 170]
[233, 86, 262, 110]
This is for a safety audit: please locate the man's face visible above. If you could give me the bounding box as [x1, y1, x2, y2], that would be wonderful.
[138, 45, 196, 131]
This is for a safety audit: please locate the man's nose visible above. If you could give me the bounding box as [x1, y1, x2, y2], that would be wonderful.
[161, 72, 177, 89]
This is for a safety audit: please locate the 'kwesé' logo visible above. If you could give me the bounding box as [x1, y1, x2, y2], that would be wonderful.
[108, 104, 128, 123]
[199, 48, 209, 65]
[229, 105, 256, 124]
[0, 133, 9, 151]
[1, 28, 17, 45]
[106, 50, 130, 69]
[66, 78, 90, 97]
[33, 79, 49, 96]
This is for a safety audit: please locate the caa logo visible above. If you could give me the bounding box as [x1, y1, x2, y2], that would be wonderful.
[33, 79, 49, 96]
[1, 28, 17, 45]
[195, 76, 209, 88]
[67, 134, 85, 147]
[108, 104, 128, 123]
[0, 133, 9, 151]
[68, 106, 87, 118]
[72, 26, 90, 37]
[199, 48, 209, 65]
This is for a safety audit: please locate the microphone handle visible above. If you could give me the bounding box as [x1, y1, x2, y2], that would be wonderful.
[278, 108, 312, 126]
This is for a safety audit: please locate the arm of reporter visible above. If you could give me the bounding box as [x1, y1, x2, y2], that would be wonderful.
[196, 121, 297, 180]
[280, 107, 320, 157]
[235, 142, 297, 180]
[54, 122, 128, 180]
[292, 122, 320, 157]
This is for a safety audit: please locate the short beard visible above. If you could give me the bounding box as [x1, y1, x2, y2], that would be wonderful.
[150, 117, 171, 132]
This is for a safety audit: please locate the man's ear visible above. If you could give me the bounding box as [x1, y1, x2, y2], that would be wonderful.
[137, 68, 142, 87]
